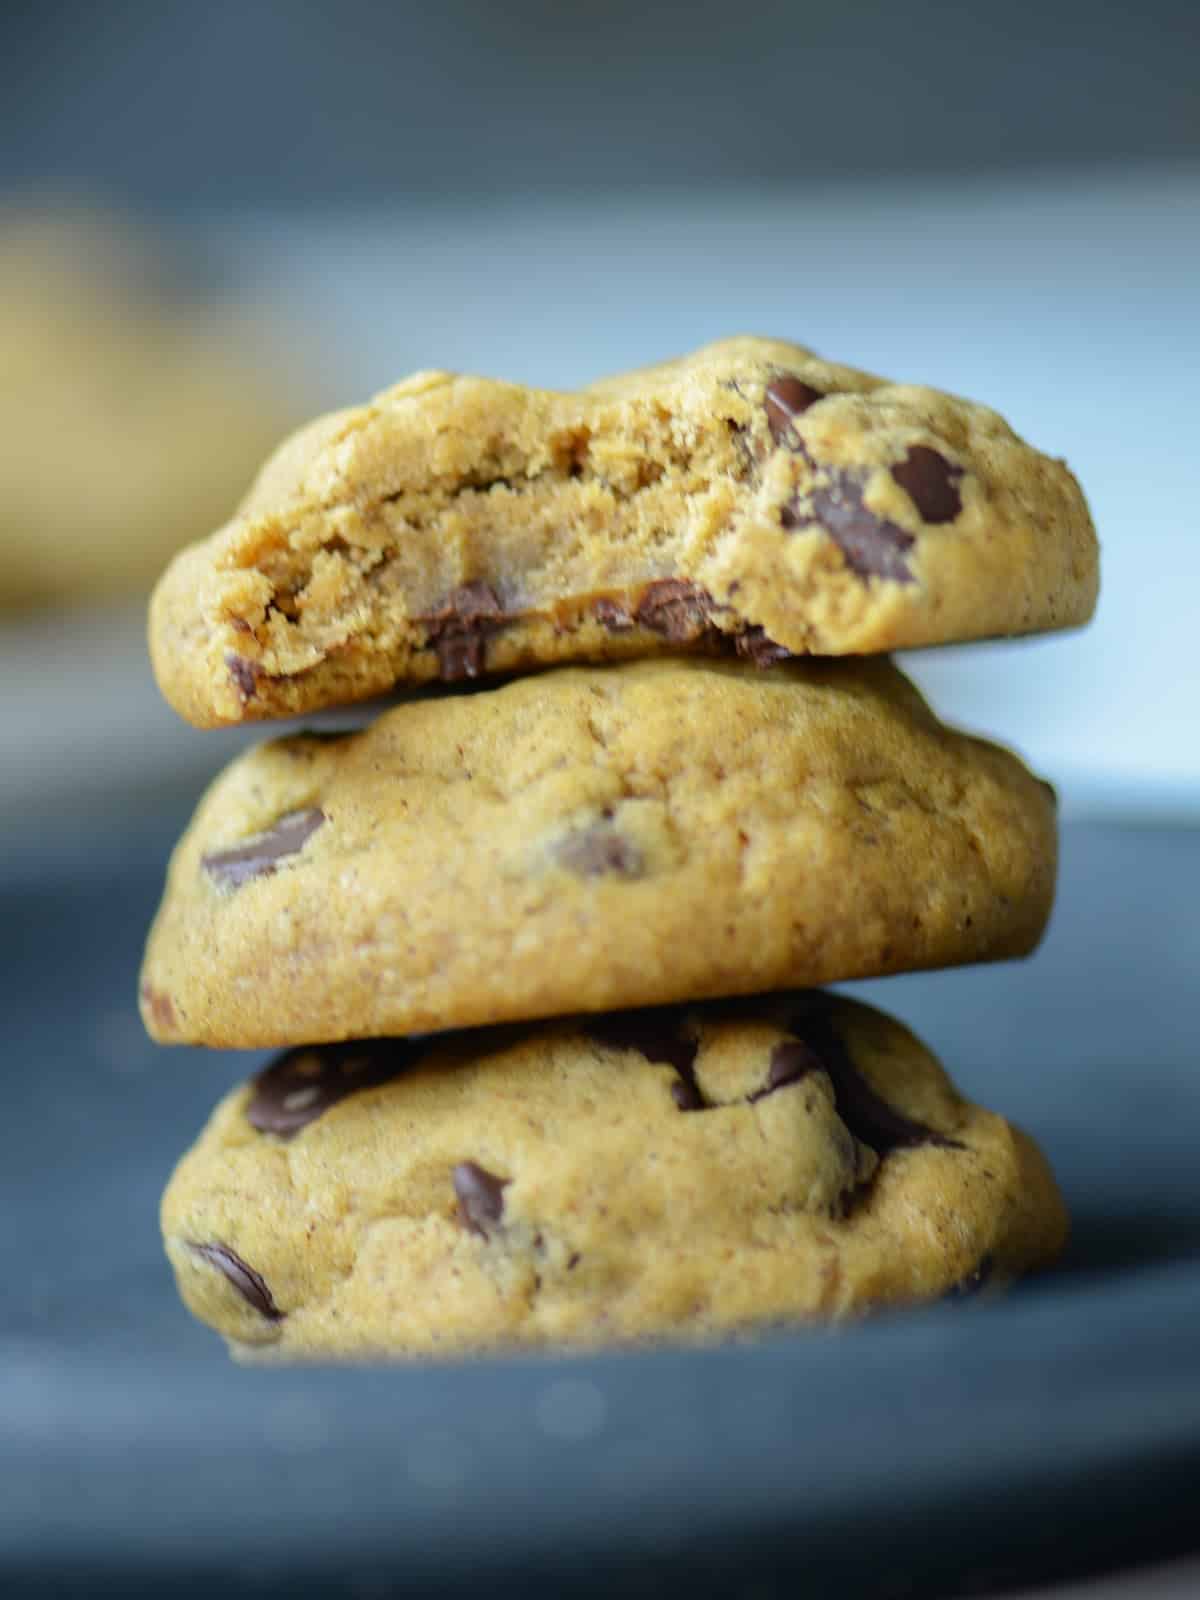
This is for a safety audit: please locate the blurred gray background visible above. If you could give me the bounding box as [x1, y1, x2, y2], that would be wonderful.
[5, 0, 1199, 203]
[1, 0, 1197, 828]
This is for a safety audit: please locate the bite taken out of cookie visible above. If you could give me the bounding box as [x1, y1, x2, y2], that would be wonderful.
[149, 335, 1098, 727]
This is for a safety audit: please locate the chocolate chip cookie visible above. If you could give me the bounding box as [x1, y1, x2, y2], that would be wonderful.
[147, 335, 1098, 727]
[161, 992, 1067, 1358]
[139, 657, 1057, 1048]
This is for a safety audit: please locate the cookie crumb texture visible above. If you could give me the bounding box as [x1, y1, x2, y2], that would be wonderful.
[161, 994, 1067, 1359]
[149, 335, 1099, 727]
[139, 658, 1058, 1047]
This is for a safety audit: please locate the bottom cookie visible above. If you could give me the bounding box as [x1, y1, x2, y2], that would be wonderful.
[161, 993, 1067, 1360]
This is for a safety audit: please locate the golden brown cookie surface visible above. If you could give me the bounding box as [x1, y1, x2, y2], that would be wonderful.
[147, 335, 1098, 726]
[139, 657, 1057, 1047]
[161, 993, 1067, 1359]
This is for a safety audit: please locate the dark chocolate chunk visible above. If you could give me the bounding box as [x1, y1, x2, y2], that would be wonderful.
[190, 1242, 284, 1321]
[436, 632, 488, 680]
[418, 581, 507, 681]
[669, 1072, 706, 1112]
[735, 626, 793, 667]
[747, 1039, 825, 1103]
[587, 1006, 707, 1111]
[453, 1161, 509, 1237]
[202, 807, 326, 889]
[593, 597, 634, 632]
[225, 652, 259, 701]
[246, 1040, 420, 1138]
[890, 445, 963, 524]
[438, 581, 504, 617]
[784, 468, 915, 583]
[634, 579, 718, 643]
[556, 825, 644, 879]
[792, 1011, 960, 1156]
[764, 375, 825, 445]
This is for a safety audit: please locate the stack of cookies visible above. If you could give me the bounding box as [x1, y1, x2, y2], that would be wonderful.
[139, 337, 1098, 1360]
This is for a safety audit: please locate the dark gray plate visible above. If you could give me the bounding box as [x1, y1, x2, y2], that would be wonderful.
[2, 818, 1198, 1598]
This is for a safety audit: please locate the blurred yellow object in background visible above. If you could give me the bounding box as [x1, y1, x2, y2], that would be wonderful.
[0, 204, 301, 611]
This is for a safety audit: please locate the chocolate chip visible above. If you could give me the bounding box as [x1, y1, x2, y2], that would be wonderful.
[890, 445, 963, 524]
[593, 598, 634, 632]
[747, 1040, 825, 1103]
[225, 652, 258, 701]
[418, 581, 507, 681]
[634, 579, 719, 643]
[441, 581, 503, 619]
[202, 807, 326, 889]
[792, 1012, 960, 1156]
[190, 1242, 284, 1321]
[437, 633, 488, 680]
[587, 1007, 707, 1111]
[669, 1073, 706, 1112]
[764, 376, 824, 445]
[453, 1161, 509, 1237]
[735, 626, 793, 667]
[556, 825, 644, 879]
[784, 468, 915, 583]
[246, 1040, 420, 1138]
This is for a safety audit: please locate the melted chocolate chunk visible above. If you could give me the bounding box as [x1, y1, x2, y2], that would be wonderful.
[225, 652, 259, 701]
[634, 580, 718, 643]
[593, 597, 634, 632]
[890, 445, 963, 524]
[556, 825, 644, 879]
[784, 468, 915, 583]
[735, 627, 793, 667]
[669, 1071, 706, 1112]
[419, 581, 507, 681]
[747, 1039, 825, 1103]
[202, 807, 326, 889]
[587, 1007, 707, 1110]
[246, 1040, 421, 1138]
[792, 1012, 960, 1155]
[439, 633, 489, 680]
[764, 375, 825, 445]
[439, 580, 504, 618]
[453, 1161, 509, 1237]
[190, 1242, 284, 1320]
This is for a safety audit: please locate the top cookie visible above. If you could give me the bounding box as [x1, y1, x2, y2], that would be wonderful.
[149, 336, 1098, 726]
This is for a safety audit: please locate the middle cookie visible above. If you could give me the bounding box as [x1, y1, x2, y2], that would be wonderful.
[140, 657, 1056, 1047]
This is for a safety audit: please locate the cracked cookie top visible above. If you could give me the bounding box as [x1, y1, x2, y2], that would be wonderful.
[160, 991, 1067, 1358]
[139, 657, 1057, 1048]
[147, 335, 1098, 726]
